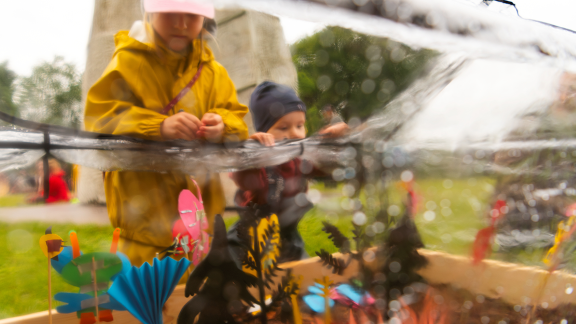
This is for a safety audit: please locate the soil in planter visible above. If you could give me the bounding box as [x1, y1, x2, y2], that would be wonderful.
[237, 283, 576, 323]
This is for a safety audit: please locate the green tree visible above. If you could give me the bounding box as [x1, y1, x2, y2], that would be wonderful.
[17, 56, 82, 128]
[291, 26, 436, 133]
[0, 61, 18, 117]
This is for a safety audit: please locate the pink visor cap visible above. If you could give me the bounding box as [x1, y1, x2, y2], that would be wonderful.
[143, 0, 215, 18]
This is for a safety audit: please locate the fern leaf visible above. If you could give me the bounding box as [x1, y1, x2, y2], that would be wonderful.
[316, 249, 347, 275]
[322, 221, 351, 253]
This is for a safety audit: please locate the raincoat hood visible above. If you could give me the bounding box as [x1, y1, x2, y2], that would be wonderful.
[114, 20, 214, 67]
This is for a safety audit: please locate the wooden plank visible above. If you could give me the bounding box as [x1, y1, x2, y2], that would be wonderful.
[418, 249, 576, 309]
[0, 285, 188, 324]
[8, 249, 576, 323]
[1, 254, 357, 324]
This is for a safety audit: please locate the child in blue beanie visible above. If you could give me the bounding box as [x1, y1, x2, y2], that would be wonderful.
[230, 81, 348, 262]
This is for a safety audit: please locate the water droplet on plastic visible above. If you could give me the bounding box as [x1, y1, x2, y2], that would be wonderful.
[342, 184, 355, 197]
[363, 250, 375, 262]
[423, 211, 436, 221]
[361, 79, 376, 94]
[443, 179, 453, 189]
[374, 222, 385, 233]
[397, 3, 412, 21]
[315, 49, 329, 66]
[365, 45, 382, 61]
[318, 29, 335, 47]
[390, 47, 406, 62]
[353, 211, 367, 225]
[317, 75, 332, 91]
[388, 205, 400, 216]
[401, 170, 413, 182]
[389, 317, 401, 324]
[389, 261, 401, 273]
[306, 189, 322, 204]
[332, 168, 345, 181]
[367, 62, 382, 78]
[7, 229, 32, 253]
[383, 156, 394, 168]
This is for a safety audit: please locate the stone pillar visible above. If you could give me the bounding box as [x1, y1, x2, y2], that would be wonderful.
[78, 5, 298, 207]
[77, 0, 142, 204]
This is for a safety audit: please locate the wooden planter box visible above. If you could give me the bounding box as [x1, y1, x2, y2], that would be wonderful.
[2, 250, 575, 324]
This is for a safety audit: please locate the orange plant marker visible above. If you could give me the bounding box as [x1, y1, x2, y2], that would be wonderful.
[70, 231, 81, 259]
[110, 228, 121, 253]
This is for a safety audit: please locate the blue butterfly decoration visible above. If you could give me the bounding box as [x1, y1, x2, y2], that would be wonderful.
[303, 283, 370, 313]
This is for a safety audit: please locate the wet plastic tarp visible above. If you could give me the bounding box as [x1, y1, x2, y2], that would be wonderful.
[1, 0, 576, 176]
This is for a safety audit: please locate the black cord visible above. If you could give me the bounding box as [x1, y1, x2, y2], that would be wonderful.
[491, 0, 576, 34]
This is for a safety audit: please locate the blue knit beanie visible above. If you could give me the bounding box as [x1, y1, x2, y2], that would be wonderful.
[249, 81, 306, 133]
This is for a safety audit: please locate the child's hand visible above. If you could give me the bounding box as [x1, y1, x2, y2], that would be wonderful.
[161, 112, 202, 141]
[198, 113, 224, 143]
[318, 122, 349, 138]
[249, 132, 275, 146]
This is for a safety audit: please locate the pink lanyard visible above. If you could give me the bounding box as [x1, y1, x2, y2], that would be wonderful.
[160, 63, 204, 115]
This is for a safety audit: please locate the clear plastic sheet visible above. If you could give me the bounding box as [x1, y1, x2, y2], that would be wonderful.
[4, 0, 576, 319]
[220, 0, 576, 71]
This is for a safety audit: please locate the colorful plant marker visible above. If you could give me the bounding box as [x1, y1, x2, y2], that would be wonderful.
[178, 188, 209, 265]
[108, 257, 191, 324]
[39, 227, 64, 324]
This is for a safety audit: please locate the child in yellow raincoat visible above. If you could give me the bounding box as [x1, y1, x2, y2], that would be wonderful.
[84, 0, 248, 266]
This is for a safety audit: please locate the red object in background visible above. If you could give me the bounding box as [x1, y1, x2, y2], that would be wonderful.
[472, 225, 495, 265]
[231, 158, 325, 206]
[399, 180, 419, 216]
[490, 199, 507, 224]
[565, 203, 576, 217]
[38, 171, 70, 203]
[472, 200, 507, 265]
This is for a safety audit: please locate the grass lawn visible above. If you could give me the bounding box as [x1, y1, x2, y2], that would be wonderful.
[0, 176, 552, 319]
[0, 222, 115, 319]
[0, 194, 27, 208]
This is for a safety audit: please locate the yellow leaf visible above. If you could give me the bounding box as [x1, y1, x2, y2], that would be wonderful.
[242, 214, 281, 276]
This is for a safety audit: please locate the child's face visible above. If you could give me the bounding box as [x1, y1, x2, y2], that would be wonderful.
[267, 111, 306, 141]
[151, 13, 204, 53]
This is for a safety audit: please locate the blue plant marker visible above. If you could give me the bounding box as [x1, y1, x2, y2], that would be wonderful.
[54, 292, 127, 313]
[108, 257, 191, 324]
[303, 283, 335, 313]
[335, 284, 362, 304]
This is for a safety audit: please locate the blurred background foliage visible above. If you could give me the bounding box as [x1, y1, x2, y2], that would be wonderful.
[0, 56, 82, 128]
[291, 26, 437, 134]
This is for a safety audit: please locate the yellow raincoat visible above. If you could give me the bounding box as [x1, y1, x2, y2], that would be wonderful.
[84, 24, 248, 266]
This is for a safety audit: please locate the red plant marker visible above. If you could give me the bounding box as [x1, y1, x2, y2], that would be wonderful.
[471, 200, 506, 264]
